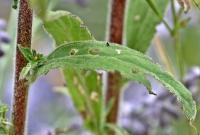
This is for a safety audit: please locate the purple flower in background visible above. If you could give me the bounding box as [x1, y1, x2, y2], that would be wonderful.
[0, 49, 4, 57]
[62, 0, 88, 7]
[120, 68, 200, 135]
[184, 67, 200, 89]
[0, 31, 10, 44]
[75, 0, 88, 7]
[0, 18, 10, 58]
[0, 19, 6, 30]
[120, 80, 180, 135]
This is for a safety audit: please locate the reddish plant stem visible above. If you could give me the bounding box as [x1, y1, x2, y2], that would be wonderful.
[106, 0, 126, 129]
[12, 0, 33, 135]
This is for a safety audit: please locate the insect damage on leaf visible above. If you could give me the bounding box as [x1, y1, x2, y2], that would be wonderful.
[20, 41, 197, 121]
[88, 48, 100, 55]
[69, 48, 79, 56]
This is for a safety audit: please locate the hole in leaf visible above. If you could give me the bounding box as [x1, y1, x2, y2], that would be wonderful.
[88, 48, 100, 55]
[132, 68, 140, 74]
[69, 48, 79, 56]
[115, 49, 121, 54]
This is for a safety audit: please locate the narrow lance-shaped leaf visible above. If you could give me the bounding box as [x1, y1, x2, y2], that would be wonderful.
[20, 40, 197, 121]
[125, 0, 168, 53]
[43, 10, 152, 94]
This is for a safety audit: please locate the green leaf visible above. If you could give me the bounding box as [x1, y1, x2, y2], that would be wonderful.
[0, 102, 11, 135]
[0, 102, 8, 118]
[18, 45, 45, 62]
[20, 40, 196, 121]
[43, 10, 96, 110]
[125, 0, 168, 53]
[18, 45, 46, 81]
[18, 45, 34, 62]
[19, 63, 32, 80]
[181, 26, 200, 66]
[43, 10, 103, 132]
[44, 10, 95, 45]
[105, 124, 130, 135]
[30, 0, 49, 19]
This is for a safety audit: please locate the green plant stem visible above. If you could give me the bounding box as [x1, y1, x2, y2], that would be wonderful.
[173, 33, 185, 80]
[12, 0, 33, 135]
[145, 0, 173, 34]
[154, 36, 175, 75]
[106, 0, 126, 134]
[75, 72, 102, 135]
[171, 0, 177, 28]
[75, 73, 97, 123]
[171, 0, 185, 80]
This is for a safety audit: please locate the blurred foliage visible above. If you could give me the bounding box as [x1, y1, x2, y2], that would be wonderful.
[181, 26, 200, 66]
[55, 0, 108, 40]
[0, 10, 17, 97]
[0, 102, 11, 135]
[0, 0, 200, 135]
[125, 0, 168, 53]
[20, 39, 196, 122]
[42, 9, 103, 134]
[30, 0, 49, 19]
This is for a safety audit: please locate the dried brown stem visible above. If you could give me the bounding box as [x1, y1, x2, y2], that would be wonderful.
[12, 0, 33, 135]
[106, 0, 126, 132]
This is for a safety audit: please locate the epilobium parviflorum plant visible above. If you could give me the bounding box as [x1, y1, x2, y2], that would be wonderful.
[0, 0, 200, 135]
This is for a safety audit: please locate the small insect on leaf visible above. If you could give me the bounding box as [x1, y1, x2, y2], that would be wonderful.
[106, 42, 110, 47]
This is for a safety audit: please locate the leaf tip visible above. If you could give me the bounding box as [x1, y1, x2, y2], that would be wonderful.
[149, 91, 157, 96]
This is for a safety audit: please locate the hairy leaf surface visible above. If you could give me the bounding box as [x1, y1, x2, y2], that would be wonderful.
[20, 40, 196, 121]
